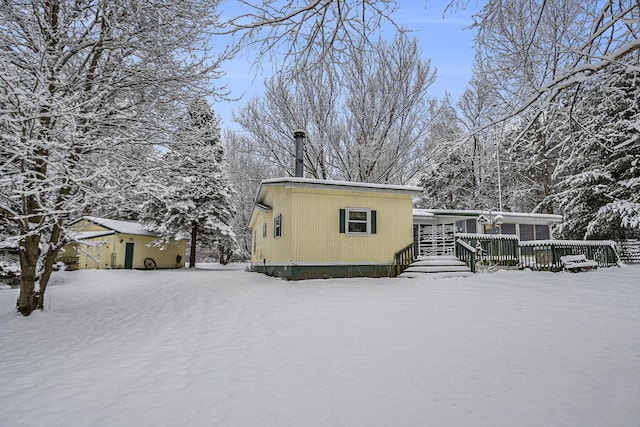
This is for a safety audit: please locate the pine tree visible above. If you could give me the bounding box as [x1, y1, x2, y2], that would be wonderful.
[139, 99, 237, 266]
[552, 64, 640, 239]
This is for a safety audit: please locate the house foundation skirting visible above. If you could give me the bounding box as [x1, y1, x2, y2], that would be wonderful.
[251, 263, 394, 280]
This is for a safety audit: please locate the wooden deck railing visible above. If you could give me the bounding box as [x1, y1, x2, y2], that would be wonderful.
[455, 233, 520, 266]
[519, 240, 619, 271]
[393, 242, 417, 277]
[455, 239, 477, 273]
[399, 232, 620, 276]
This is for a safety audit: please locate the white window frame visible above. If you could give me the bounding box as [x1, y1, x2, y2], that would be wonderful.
[274, 214, 282, 239]
[346, 208, 371, 235]
[262, 223, 267, 238]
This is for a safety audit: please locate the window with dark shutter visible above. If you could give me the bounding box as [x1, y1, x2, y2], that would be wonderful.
[371, 210, 377, 234]
[340, 209, 376, 235]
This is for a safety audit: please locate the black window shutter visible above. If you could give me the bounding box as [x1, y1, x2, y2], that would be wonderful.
[371, 210, 377, 234]
[339, 209, 345, 233]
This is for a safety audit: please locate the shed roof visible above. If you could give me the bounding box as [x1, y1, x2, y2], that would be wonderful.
[77, 216, 159, 237]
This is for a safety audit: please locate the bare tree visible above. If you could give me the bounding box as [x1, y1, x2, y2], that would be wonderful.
[224, 130, 280, 259]
[220, 0, 400, 74]
[235, 34, 436, 184]
[0, 0, 228, 315]
[232, 61, 341, 179]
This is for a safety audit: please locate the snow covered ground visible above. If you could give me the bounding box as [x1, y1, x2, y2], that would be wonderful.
[1, 265, 639, 427]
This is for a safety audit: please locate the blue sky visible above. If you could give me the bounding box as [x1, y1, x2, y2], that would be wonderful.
[215, 0, 479, 129]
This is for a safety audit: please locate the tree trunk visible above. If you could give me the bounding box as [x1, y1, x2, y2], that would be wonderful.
[36, 224, 63, 309]
[17, 234, 41, 316]
[218, 244, 232, 265]
[189, 222, 197, 268]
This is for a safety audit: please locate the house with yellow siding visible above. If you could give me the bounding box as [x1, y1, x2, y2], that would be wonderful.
[248, 177, 423, 280]
[59, 216, 186, 270]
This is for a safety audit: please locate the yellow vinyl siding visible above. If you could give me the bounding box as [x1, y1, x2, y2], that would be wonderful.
[250, 185, 293, 264]
[290, 187, 413, 264]
[62, 219, 186, 270]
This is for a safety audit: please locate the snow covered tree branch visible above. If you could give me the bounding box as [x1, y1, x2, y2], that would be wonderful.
[0, 0, 229, 315]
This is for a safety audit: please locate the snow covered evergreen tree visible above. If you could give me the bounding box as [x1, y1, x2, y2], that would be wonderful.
[552, 64, 640, 240]
[139, 99, 237, 266]
[417, 98, 477, 209]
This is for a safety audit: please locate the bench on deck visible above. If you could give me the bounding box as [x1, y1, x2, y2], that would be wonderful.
[560, 254, 598, 272]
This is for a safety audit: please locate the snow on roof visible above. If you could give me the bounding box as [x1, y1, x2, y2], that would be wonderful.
[259, 177, 424, 195]
[81, 216, 159, 237]
[456, 232, 519, 240]
[412, 209, 435, 218]
[520, 240, 616, 247]
[413, 209, 563, 224]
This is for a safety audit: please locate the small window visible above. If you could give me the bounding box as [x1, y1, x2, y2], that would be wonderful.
[348, 210, 369, 233]
[253, 230, 256, 253]
[262, 223, 267, 238]
[274, 214, 282, 239]
[340, 209, 376, 235]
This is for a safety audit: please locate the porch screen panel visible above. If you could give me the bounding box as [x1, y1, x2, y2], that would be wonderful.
[465, 219, 476, 233]
[520, 224, 534, 241]
[501, 223, 516, 235]
[535, 225, 550, 240]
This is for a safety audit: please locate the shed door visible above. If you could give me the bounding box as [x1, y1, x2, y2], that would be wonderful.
[124, 242, 134, 269]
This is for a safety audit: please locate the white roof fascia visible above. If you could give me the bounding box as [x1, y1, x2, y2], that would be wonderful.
[68, 230, 116, 241]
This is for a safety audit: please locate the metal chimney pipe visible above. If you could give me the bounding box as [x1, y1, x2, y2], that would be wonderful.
[294, 130, 305, 178]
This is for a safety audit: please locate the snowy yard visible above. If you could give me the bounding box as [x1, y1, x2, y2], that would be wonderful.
[1, 265, 639, 427]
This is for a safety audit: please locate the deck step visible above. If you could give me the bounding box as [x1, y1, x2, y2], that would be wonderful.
[400, 271, 474, 279]
[398, 255, 473, 279]
[417, 255, 458, 261]
[404, 265, 471, 273]
[411, 259, 466, 267]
